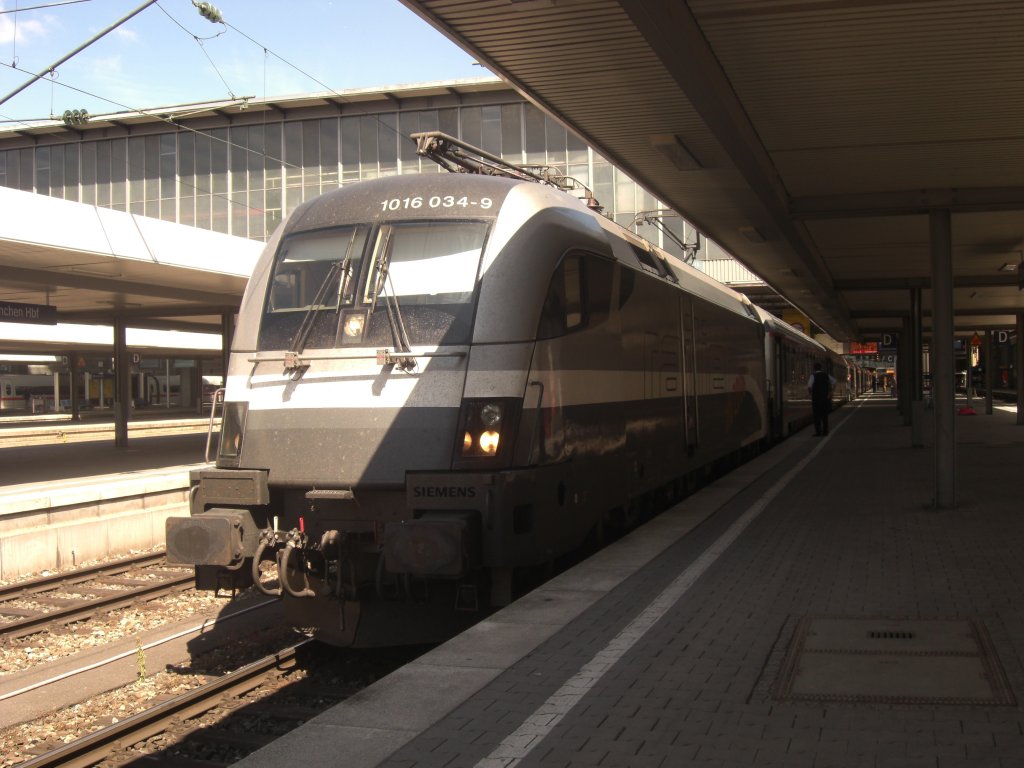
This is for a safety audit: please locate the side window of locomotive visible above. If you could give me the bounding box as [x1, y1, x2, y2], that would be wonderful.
[586, 255, 615, 326]
[538, 255, 584, 339]
[537, 253, 613, 339]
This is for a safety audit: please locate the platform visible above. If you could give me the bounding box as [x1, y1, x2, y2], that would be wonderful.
[0, 426, 210, 579]
[234, 394, 1024, 768]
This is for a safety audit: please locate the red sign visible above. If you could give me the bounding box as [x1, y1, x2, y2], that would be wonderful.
[850, 342, 878, 354]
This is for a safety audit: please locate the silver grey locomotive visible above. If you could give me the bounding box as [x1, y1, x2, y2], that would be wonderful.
[167, 134, 842, 645]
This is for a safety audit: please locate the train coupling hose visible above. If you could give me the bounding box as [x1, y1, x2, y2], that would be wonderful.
[279, 542, 317, 598]
[252, 532, 282, 597]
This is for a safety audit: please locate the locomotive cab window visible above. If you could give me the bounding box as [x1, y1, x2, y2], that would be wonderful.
[269, 226, 369, 313]
[362, 220, 488, 347]
[259, 225, 370, 350]
[259, 219, 489, 351]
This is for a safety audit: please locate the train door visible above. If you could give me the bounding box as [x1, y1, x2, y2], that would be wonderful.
[680, 296, 698, 455]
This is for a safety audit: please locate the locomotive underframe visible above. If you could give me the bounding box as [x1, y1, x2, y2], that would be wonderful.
[169, 456, 633, 644]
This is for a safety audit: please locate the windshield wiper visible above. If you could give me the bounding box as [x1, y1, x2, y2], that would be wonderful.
[285, 228, 361, 370]
[368, 227, 415, 371]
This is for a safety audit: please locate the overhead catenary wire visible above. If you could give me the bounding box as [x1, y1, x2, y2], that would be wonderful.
[155, 2, 236, 98]
[0, 59, 299, 171]
[0, 0, 160, 109]
[0, 0, 92, 14]
[4, 0, 412, 163]
[219, 16, 408, 145]
[0, 0, 430, 220]
[0, 59, 295, 219]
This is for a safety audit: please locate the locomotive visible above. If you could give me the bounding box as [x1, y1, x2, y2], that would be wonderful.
[166, 133, 844, 646]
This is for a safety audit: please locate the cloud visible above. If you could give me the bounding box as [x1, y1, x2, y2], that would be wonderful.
[0, 4, 50, 47]
[112, 27, 139, 43]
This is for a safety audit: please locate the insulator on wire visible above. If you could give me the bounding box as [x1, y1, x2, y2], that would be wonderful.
[195, 1, 223, 23]
[62, 109, 90, 126]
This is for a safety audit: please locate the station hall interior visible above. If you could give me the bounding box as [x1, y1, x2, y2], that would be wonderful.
[6, 4, 1024, 767]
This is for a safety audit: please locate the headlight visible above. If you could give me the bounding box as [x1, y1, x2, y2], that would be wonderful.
[341, 309, 368, 344]
[480, 403, 503, 427]
[454, 398, 518, 465]
[479, 430, 500, 454]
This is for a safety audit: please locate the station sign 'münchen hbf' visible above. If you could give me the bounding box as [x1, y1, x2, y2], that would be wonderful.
[0, 301, 57, 325]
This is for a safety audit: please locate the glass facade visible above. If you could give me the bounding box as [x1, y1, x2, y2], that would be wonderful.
[0, 90, 697, 261]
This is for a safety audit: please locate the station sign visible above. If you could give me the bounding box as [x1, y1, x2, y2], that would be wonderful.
[0, 301, 57, 325]
[850, 342, 878, 354]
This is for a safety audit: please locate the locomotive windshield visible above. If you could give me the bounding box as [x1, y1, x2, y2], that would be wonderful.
[258, 220, 488, 351]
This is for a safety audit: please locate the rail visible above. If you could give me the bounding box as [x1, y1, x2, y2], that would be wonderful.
[16, 640, 313, 768]
[0, 553, 194, 640]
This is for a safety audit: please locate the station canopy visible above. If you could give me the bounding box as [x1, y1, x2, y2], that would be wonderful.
[0, 186, 261, 354]
[402, 0, 1024, 340]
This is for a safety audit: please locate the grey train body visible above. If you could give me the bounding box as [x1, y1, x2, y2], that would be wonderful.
[167, 173, 844, 646]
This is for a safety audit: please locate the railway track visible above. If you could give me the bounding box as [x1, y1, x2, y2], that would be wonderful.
[16, 640, 315, 768]
[12, 639, 427, 768]
[0, 551, 194, 640]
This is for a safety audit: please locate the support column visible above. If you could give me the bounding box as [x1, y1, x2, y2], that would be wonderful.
[68, 351, 81, 421]
[1017, 313, 1024, 426]
[900, 318, 912, 425]
[984, 329, 994, 416]
[221, 311, 234, 389]
[930, 209, 955, 507]
[910, 286, 923, 400]
[113, 319, 130, 448]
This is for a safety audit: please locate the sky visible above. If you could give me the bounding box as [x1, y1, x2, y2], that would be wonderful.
[0, 0, 489, 126]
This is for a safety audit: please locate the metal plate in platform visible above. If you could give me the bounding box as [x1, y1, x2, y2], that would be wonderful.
[775, 617, 1015, 705]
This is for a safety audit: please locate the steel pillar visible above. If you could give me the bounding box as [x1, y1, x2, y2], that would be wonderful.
[67, 350, 82, 421]
[984, 330, 994, 415]
[1018, 313, 1024, 426]
[900, 317, 912, 425]
[930, 210, 955, 508]
[910, 287, 923, 400]
[113, 319, 130, 448]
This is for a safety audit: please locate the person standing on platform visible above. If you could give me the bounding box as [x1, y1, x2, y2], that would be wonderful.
[807, 363, 836, 436]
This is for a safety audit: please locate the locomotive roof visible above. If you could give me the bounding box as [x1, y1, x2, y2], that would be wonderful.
[277, 171, 768, 328]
